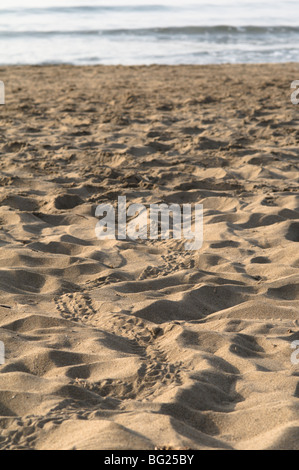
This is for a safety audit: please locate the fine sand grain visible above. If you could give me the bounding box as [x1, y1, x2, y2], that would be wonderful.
[0, 64, 299, 450]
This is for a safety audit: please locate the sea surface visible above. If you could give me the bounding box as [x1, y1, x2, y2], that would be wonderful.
[0, 0, 299, 65]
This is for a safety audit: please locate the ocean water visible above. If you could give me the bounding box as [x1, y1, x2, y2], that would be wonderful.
[0, 0, 299, 65]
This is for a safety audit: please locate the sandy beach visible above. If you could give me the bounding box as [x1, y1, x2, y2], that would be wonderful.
[0, 63, 299, 450]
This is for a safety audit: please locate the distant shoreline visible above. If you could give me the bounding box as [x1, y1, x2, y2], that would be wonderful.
[0, 61, 298, 68]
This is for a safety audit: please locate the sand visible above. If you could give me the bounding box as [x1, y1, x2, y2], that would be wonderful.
[0, 63, 298, 450]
